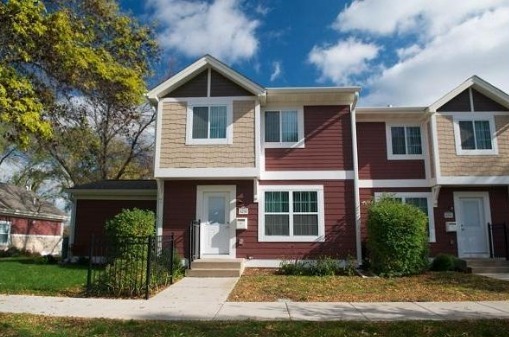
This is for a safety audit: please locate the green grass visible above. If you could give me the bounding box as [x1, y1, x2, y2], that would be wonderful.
[0, 257, 87, 296]
[1, 313, 509, 337]
[230, 269, 509, 302]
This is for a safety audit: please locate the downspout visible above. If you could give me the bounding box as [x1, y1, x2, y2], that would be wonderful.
[350, 92, 362, 266]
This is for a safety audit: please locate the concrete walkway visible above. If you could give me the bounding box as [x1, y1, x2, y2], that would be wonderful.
[1, 277, 509, 321]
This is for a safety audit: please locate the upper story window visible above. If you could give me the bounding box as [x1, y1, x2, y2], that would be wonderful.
[453, 116, 498, 155]
[186, 99, 232, 145]
[385, 124, 423, 160]
[259, 185, 324, 242]
[0, 221, 11, 246]
[264, 108, 304, 148]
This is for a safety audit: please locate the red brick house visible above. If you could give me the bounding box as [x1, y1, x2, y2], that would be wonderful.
[70, 55, 509, 268]
[0, 183, 68, 255]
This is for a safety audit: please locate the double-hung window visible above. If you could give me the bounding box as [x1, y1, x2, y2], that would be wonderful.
[0, 221, 11, 246]
[186, 100, 232, 145]
[453, 117, 497, 155]
[264, 108, 304, 148]
[260, 186, 324, 242]
[386, 124, 423, 159]
[374, 192, 435, 242]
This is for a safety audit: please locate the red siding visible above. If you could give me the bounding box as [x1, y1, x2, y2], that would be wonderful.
[265, 106, 353, 171]
[238, 180, 356, 259]
[72, 199, 157, 255]
[357, 122, 425, 179]
[0, 216, 62, 236]
[430, 187, 509, 257]
[163, 179, 356, 260]
[359, 187, 509, 258]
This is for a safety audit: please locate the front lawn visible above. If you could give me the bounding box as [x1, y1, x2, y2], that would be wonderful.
[1, 313, 509, 337]
[229, 269, 509, 302]
[0, 257, 87, 296]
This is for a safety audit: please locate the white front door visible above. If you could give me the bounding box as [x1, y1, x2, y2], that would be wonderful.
[197, 186, 236, 258]
[454, 192, 490, 258]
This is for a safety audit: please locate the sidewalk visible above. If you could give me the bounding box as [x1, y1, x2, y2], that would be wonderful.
[1, 277, 509, 321]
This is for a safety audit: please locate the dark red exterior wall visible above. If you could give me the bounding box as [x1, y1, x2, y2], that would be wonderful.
[72, 199, 157, 255]
[163, 179, 356, 260]
[359, 186, 509, 258]
[265, 106, 353, 171]
[0, 216, 62, 236]
[357, 122, 425, 179]
[430, 186, 509, 257]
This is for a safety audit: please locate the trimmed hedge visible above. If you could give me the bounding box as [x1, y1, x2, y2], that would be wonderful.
[105, 208, 155, 239]
[366, 196, 429, 276]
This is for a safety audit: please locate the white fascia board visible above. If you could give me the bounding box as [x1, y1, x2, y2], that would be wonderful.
[357, 107, 427, 114]
[428, 76, 509, 112]
[69, 189, 157, 199]
[266, 87, 361, 94]
[155, 167, 258, 179]
[147, 55, 265, 101]
[358, 179, 431, 188]
[0, 209, 68, 222]
[437, 176, 509, 185]
[260, 170, 354, 180]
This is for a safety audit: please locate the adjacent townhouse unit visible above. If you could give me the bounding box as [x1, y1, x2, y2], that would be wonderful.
[1, 183, 68, 255]
[70, 55, 509, 268]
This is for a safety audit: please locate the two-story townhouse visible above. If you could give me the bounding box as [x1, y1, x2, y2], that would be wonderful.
[357, 76, 509, 260]
[145, 55, 360, 267]
[69, 55, 509, 269]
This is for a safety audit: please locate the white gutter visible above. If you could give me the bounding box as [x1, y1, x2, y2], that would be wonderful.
[350, 92, 362, 266]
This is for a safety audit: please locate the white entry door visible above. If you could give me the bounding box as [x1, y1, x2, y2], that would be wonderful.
[199, 189, 233, 257]
[455, 193, 490, 258]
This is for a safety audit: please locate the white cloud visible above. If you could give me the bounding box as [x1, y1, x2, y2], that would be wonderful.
[309, 1, 509, 106]
[147, 0, 259, 64]
[362, 6, 509, 106]
[270, 61, 282, 82]
[334, 0, 506, 38]
[308, 39, 379, 85]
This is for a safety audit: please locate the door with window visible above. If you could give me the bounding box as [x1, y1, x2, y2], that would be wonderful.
[455, 193, 490, 258]
[198, 187, 234, 257]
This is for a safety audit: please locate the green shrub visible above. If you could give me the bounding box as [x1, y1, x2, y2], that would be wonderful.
[430, 254, 469, 273]
[105, 208, 155, 239]
[278, 257, 351, 276]
[430, 253, 455, 271]
[366, 196, 429, 277]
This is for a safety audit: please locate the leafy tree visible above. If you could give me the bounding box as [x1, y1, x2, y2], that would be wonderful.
[0, 0, 158, 147]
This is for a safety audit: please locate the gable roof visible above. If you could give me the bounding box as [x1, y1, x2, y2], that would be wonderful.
[146, 55, 266, 102]
[429, 75, 509, 112]
[0, 183, 68, 221]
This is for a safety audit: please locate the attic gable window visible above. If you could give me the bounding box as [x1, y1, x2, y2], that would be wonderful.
[0, 221, 11, 246]
[264, 108, 304, 148]
[185, 99, 233, 145]
[453, 116, 498, 155]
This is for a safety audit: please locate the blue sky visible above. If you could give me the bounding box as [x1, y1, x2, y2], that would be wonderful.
[123, 0, 508, 107]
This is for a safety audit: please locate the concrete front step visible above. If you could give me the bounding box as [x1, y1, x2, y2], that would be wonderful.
[464, 259, 509, 273]
[185, 258, 245, 277]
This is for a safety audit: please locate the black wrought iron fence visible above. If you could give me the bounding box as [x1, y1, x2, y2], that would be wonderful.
[188, 219, 201, 268]
[488, 223, 508, 260]
[86, 234, 176, 299]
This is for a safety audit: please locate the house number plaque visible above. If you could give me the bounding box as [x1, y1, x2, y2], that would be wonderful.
[238, 206, 249, 215]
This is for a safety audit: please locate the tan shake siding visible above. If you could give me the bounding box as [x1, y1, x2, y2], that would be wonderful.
[159, 100, 255, 168]
[437, 114, 509, 176]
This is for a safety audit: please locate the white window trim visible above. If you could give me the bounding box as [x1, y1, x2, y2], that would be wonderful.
[385, 123, 424, 160]
[0, 220, 11, 246]
[453, 115, 498, 155]
[185, 98, 233, 145]
[258, 185, 325, 242]
[262, 107, 305, 148]
[374, 192, 436, 243]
